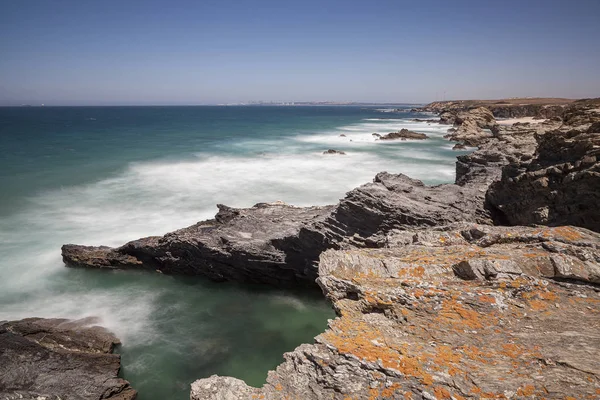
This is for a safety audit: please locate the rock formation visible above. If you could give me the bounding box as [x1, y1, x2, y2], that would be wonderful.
[323, 149, 346, 155]
[0, 317, 136, 400]
[487, 129, 600, 231]
[56, 98, 600, 399]
[192, 224, 600, 399]
[379, 129, 428, 140]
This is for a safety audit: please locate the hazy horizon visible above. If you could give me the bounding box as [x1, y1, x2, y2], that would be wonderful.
[1, 0, 599, 106]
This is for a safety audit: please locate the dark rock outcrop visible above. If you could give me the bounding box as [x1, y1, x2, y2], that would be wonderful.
[63, 202, 335, 286]
[378, 129, 428, 140]
[0, 318, 136, 400]
[323, 149, 346, 155]
[487, 129, 600, 232]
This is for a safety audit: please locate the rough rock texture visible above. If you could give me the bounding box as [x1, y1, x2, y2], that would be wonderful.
[62, 171, 496, 285]
[191, 224, 600, 399]
[418, 98, 574, 119]
[440, 107, 497, 147]
[56, 98, 600, 399]
[487, 129, 600, 232]
[379, 129, 428, 141]
[63, 202, 335, 286]
[0, 317, 136, 400]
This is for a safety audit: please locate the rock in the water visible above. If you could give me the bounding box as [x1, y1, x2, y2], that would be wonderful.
[191, 224, 600, 399]
[0, 317, 136, 400]
[323, 149, 346, 155]
[63, 202, 335, 286]
[452, 143, 466, 150]
[379, 129, 428, 140]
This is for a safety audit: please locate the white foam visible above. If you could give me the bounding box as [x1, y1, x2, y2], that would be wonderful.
[0, 116, 460, 346]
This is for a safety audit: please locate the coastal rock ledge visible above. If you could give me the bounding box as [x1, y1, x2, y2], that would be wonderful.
[56, 98, 600, 399]
[0, 317, 136, 400]
[191, 224, 600, 399]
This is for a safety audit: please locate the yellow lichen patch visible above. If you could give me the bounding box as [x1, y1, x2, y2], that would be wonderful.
[517, 385, 535, 396]
[460, 345, 490, 364]
[380, 383, 402, 398]
[478, 295, 496, 304]
[363, 291, 393, 306]
[397, 265, 426, 279]
[438, 298, 488, 330]
[433, 386, 452, 399]
[433, 345, 462, 376]
[551, 226, 584, 241]
[322, 318, 434, 385]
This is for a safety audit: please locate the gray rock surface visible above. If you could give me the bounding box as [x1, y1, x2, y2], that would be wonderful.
[378, 129, 428, 140]
[192, 224, 600, 400]
[0, 317, 136, 400]
[487, 129, 600, 232]
[64, 202, 335, 286]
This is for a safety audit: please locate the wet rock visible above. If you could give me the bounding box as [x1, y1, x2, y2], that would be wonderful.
[0, 318, 136, 400]
[378, 129, 428, 140]
[452, 143, 466, 150]
[323, 149, 346, 155]
[63, 202, 335, 286]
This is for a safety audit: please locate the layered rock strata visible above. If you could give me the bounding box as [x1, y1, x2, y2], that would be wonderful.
[0, 317, 136, 400]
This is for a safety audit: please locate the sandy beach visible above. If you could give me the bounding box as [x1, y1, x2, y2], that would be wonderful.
[497, 116, 546, 125]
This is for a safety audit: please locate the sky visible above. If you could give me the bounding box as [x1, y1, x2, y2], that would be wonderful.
[1, 0, 599, 105]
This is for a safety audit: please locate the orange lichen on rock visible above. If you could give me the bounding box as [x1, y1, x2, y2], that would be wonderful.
[433, 345, 462, 376]
[433, 386, 452, 399]
[517, 385, 535, 396]
[551, 226, 585, 241]
[322, 318, 434, 385]
[438, 297, 489, 330]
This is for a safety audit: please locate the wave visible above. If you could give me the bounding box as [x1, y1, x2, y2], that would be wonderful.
[0, 117, 459, 346]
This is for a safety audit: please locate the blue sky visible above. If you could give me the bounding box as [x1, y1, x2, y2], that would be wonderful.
[1, 0, 599, 105]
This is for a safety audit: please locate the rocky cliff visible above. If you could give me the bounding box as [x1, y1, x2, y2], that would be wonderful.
[53, 99, 600, 399]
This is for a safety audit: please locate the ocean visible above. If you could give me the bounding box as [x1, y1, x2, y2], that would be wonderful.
[0, 105, 463, 399]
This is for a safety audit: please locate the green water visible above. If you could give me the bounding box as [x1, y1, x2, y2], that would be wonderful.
[0, 105, 463, 398]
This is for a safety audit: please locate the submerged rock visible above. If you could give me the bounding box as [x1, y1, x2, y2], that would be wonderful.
[323, 149, 346, 155]
[0, 317, 136, 400]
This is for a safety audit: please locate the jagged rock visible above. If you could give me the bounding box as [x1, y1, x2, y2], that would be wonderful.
[191, 224, 600, 399]
[339, 134, 347, 137]
[0, 318, 136, 400]
[62, 170, 497, 285]
[378, 129, 428, 140]
[452, 143, 466, 150]
[416, 98, 573, 119]
[372, 133, 381, 138]
[487, 130, 600, 232]
[323, 149, 346, 155]
[63, 202, 335, 286]
[321, 172, 493, 247]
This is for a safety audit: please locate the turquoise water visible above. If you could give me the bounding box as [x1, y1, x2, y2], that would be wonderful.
[0, 106, 463, 399]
